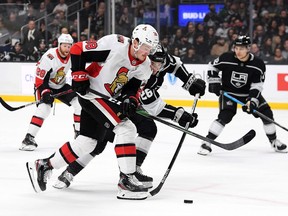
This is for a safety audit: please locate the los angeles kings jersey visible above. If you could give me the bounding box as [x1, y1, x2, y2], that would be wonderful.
[209, 52, 266, 98]
[139, 53, 191, 116]
[70, 34, 153, 99]
[35, 47, 71, 90]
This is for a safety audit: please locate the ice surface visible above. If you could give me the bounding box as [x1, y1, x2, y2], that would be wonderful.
[1, 102, 288, 216]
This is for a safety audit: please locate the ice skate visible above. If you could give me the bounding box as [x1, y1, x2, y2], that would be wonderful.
[271, 139, 288, 153]
[117, 172, 148, 200]
[20, 133, 38, 151]
[198, 141, 212, 156]
[53, 169, 74, 189]
[135, 166, 153, 189]
[26, 159, 52, 193]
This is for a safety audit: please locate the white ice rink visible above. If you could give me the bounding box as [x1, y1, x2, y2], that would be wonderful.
[0, 102, 288, 216]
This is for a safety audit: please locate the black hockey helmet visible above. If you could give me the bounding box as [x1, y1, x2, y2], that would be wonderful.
[234, 35, 251, 46]
[148, 43, 166, 63]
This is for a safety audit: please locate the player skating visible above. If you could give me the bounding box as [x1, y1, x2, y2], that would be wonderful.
[198, 35, 287, 156]
[26, 24, 159, 200]
[52, 44, 206, 190]
[20, 33, 81, 151]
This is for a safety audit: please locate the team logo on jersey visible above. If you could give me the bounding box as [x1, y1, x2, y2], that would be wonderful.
[47, 53, 54, 60]
[104, 67, 129, 95]
[230, 71, 248, 88]
[51, 67, 66, 84]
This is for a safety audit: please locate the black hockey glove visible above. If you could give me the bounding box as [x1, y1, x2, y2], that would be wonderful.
[208, 82, 221, 96]
[173, 107, 198, 128]
[71, 71, 90, 95]
[182, 75, 206, 96]
[242, 97, 259, 114]
[41, 89, 54, 104]
[121, 96, 139, 118]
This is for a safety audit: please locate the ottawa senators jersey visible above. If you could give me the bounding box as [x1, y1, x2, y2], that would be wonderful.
[70, 34, 152, 99]
[139, 53, 191, 116]
[35, 47, 71, 90]
[209, 52, 266, 98]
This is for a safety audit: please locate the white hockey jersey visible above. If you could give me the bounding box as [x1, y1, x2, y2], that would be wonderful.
[35, 47, 71, 90]
[70, 34, 153, 99]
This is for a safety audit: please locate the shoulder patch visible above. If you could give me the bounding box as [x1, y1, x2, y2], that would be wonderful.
[47, 53, 54, 60]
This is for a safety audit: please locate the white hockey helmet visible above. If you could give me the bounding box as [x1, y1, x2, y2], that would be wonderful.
[131, 24, 159, 54]
[58, 33, 73, 47]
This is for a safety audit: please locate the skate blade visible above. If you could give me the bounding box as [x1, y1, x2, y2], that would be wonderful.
[117, 188, 148, 200]
[52, 180, 68, 189]
[26, 162, 41, 193]
[20, 144, 37, 151]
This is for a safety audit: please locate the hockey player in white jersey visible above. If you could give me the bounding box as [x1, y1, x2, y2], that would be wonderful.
[26, 24, 159, 200]
[52, 44, 205, 191]
[20, 33, 81, 151]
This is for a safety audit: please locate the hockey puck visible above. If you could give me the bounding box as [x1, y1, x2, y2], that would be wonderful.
[184, 199, 193, 204]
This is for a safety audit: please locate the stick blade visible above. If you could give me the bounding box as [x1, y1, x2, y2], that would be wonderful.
[243, 129, 256, 144]
[0, 97, 19, 111]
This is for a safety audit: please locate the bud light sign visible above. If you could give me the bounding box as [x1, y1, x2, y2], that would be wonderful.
[178, 4, 224, 26]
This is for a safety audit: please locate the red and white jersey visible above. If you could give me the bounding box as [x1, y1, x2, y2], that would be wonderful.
[70, 34, 152, 98]
[35, 47, 71, 90]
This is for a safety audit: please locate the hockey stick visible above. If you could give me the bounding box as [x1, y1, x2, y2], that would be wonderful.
[0, 89, 74, 112]
[223, 92, 288, 132]
[87, 88, 256, 151]
[149, 93, 199, 197]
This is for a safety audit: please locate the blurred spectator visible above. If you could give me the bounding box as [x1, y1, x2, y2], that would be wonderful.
[193, 33, 209, 61]
[4, 11, 22, 38]
[170, 27, 183, 47]
[261, 36, 273, 59]
[184, 21, 196, 44]
[215, 20, 230, 39]
[160, 35, 171, 53]
[171, 46, 180, 57]
[21, 20, 43, 58]
[276, 22, 288, 43]
[134, 0, 145, 25]
[53, 0, 68, 14]
[210, 36, 229, 57]
[181, 46, 202, 64]
[1, 42, 26, 62]
[266, 0, 281, 17]
[29, 39, 48, 61]
[206, 26, 217, 50]
[116, 6, 133, 36]
[281, 38, 288, 59]
[0, 18, 10, 45]
[24, 4, 39, 23]
[276, 9, 288, 26]
[178, 35, 192, 57]
[39, 21, 52, 44]
[91, 1, 105, 36]
[203, 3, 221, 28]
[269, 46, 287, 64]
[266, 19, 279, 37]
[253, 24, 265, 48]
[250, 43, 266, 59]
[44, 0, 54, 14]
[80, 1, 94, 32]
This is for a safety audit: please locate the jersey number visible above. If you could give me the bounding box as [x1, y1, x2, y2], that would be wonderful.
[141, 89, 153, 100]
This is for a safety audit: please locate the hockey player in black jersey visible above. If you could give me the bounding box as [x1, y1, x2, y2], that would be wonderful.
[198, 35, 287, 156]
[52, 44, 206, 190]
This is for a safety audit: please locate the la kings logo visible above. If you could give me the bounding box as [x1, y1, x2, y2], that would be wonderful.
[230, 71, 248, 88]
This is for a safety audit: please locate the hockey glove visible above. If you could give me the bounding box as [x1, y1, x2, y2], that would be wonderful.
[242, 97, 259, 114]
[182, 75, 206, 96]
[121, 96, 139, 118]
[173, 107, 198, 128]
[41, 89, 54, 104]
[208, 82, 221, 96]
[72, 71, 90, 95]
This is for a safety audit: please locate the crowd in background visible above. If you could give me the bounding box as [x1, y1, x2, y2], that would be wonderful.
[1, 0, 288, 64]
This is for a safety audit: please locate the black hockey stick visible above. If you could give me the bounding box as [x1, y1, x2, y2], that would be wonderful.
[0, 89, 73, 111]
[149, 93, 200, 197]
[87, 88, 256, 151]
[223, 92, 288, 132]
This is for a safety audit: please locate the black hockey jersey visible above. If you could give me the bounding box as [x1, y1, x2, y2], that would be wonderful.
[209, 52, 266, 98]
[139, 53, 192, 116]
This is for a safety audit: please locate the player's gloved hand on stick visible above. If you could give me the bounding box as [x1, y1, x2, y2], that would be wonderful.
[121, 96, 139, 117]
[173, 107, 198, 128]
[208, 81, 221, 96]
[242, 97, 259, 114]
[41, 89, 54, 104]
[72, 71, 90, 95]
[182, 75, 206, 96]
